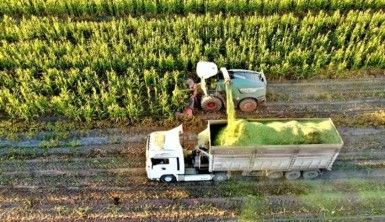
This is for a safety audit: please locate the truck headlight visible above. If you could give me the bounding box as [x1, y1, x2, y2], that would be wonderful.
[239, 88, 257, 94]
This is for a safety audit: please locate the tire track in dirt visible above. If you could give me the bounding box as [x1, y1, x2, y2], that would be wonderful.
[1, 126, 384, 150]
[1, 126, 383, 162]
[1, 154, 384, 178]
[1, 168, 385, 221]
[0, 156, 145, 172]
[2, 166, 385, 190]
[268, 77, 385, 89]
[1, 177, 385, 221]
[266, 77, 385, 115]
[265, 99, 385, 115]
[0, 198, 237, 221]
[0, 126, 383, 189]
[2, 176, 384, 200]
[268, 88, 385, 98]
[264, 215, 385, 222]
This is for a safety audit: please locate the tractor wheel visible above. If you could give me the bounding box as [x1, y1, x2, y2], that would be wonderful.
[160, 175, 176, 183]
[239, 98, 258, 112]
[201, 96, 222, 112]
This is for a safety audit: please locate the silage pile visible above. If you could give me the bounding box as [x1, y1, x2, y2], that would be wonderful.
[214, 119, 341, 146]
[215, 83, 340, 146]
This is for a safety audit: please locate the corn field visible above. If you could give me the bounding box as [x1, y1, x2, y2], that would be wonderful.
[1, 0, 385, 17]
[0, 1, 385, 121]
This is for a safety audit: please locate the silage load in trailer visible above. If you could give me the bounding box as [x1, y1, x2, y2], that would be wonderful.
[214, 119, 342, 146]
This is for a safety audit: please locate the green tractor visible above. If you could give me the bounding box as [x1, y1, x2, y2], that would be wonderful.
[189, 61, 267, 113]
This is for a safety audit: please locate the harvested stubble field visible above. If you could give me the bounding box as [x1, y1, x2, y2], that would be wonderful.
[1, 78, 385, 221]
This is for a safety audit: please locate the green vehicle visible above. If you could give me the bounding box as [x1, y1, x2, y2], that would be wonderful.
[196, 62, 267, 113]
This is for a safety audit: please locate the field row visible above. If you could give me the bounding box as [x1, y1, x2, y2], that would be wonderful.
[264, 99, 385, 116]
[267, 88, 385, 102]
[1, 121, 384, 154]
[0, 156, 145, 173]
[268, 77, 385, 93]
[1, 125, 384, 168]
[2, 154, 385, 191]
[1, 11, 385, 120]
[1, 121, 384, 220]
[1, 0, 385, 17]
[267, 79, 385, 102]
[2, 144, 385, 175]
[1, 174, 385, 220]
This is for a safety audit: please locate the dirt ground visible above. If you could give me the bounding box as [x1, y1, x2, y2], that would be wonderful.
[1, 77, 385, 221]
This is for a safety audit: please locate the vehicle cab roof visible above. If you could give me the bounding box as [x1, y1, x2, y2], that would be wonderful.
[147, 125, 184, 158]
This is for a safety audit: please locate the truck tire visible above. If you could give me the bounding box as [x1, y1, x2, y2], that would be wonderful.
[213, 173, 228, 182]
[267, 171, 283, 179]
[201, 96, 222, 112]
[239, 98, 257, 112]
[285, 171, 301, 180]
[302, 170, 319, 179]
[160, 175, 176, 183]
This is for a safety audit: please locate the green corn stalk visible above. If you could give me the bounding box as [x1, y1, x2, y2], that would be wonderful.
[1, 9, 385, 120]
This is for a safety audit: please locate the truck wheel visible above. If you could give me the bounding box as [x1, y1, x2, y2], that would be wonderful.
[160, 175, 176, 183]
[285, 171, 301, 180]
[302, 170, 319, 179]
[213, 173, 228, 182]
[239, 99, 257, 112]
[201, 96, 222, 112]
[267, 171, 283, 179]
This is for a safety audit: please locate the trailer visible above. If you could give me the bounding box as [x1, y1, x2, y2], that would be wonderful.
[145, 118, 343, 182]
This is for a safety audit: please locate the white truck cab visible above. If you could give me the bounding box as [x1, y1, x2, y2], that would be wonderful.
[145, 125, 214, 182]
[146, 125, 184, 182]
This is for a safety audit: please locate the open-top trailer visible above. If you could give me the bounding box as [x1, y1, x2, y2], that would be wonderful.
[146, 118, 344, 183]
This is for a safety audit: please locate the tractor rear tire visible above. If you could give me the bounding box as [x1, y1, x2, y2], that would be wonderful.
[201, 96, 222, 112]
[239, 98, 258, 112]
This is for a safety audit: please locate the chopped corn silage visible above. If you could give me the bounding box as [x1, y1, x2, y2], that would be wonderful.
[201, 78, 208, 96]
[214, 119, 341, 146]
[214, 84, 341, 146]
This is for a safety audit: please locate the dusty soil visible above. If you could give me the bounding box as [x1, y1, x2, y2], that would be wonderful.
[1, 77, 385, 221]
